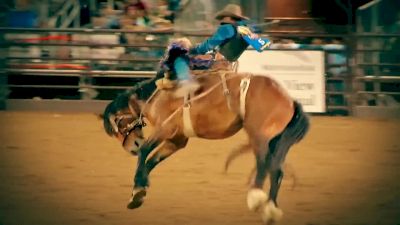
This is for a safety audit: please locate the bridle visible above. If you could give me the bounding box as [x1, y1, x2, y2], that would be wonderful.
[117, 114, 146, 135]
[109, 98, 147, 144]
[109, 80, 158, 144]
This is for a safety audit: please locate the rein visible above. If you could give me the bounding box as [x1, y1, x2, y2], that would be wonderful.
[119, 86, 161, 137]
[118, 78, 162, 135]
[115, 72, 246, 140]
[123, 89, 160, 132]
[110, 83, 158, 141]
[161, 73, 245, 128]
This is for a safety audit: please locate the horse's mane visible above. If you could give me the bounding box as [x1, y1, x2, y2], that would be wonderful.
[103, 71, 163, 135]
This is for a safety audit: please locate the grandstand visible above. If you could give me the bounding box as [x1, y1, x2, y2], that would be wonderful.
[0, 0, 399, 117]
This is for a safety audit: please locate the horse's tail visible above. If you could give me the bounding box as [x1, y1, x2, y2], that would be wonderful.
[284, 101, 310, 143]
[268, 101, 310, 168]
[225, 102, 309, 172]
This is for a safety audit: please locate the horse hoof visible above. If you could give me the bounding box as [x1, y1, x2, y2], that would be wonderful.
[247, 188, 268, 212]
[261, 200, 283, 224]
[127, 188, 147, 209]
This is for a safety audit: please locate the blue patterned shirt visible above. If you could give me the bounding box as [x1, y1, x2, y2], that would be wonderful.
[190, 24, 236, 55]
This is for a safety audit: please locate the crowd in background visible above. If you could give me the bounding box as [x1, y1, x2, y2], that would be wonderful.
[2, 0, 399, 108]
[4, 0, 398, 77]
[89, 0, 183, 30]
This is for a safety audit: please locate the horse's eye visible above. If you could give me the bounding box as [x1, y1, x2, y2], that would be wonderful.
[116, 119, 123, 127]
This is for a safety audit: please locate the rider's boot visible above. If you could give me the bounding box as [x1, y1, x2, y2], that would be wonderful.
[175, 79, 200, 97]
[174, 56, 200, 97]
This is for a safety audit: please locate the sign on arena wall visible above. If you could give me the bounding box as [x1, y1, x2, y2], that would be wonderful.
[238, 50, 326, 113]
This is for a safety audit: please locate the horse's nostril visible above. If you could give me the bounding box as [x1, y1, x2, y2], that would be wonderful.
[130, 150, 138, 156]
[134, 140, 140, 147]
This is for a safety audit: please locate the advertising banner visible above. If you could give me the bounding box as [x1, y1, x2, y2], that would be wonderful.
[238, 50, 326, 113]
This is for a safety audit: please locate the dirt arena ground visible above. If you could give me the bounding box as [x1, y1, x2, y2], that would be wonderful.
[0, 112, 399, 225]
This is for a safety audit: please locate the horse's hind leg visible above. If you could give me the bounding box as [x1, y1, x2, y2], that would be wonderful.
[246, 138, 270, 212]
[260, 140, 287, 223]
[268, 139, 290, 205]
[224, 143, 252, 173]
[261, 103, 310, 223]
[245, 134, 285, 224]
[267, 102, 310, 207]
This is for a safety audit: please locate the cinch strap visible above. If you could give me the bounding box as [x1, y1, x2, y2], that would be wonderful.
[219, 72, 232, 111]
[239, 77, 251, 119]
[183, 94, 196, 137]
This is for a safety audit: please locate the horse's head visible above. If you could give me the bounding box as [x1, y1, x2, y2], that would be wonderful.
[103, 90, 145, 156]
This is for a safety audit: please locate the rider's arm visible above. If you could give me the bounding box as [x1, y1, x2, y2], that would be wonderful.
[237, 19, 261, 33]
[189, 24, 236, 55]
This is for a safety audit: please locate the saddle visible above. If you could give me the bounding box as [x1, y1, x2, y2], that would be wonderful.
[155, 53, 234, 90]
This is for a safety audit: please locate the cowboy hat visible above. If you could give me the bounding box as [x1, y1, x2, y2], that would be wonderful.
[215, 4, 249, 20]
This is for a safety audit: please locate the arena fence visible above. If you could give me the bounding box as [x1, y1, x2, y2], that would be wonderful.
[352, 0, 400, 117]
[0, 27, 398, 117]
[352, 33, 400, 117]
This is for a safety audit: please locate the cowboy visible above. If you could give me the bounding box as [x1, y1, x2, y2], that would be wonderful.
[170, 4, 271, 96]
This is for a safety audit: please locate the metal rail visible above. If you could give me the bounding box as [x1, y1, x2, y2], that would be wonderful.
[5, 69, 157, 77]
[358, 91, 400, 95]
[1, 27, 396, 37]
[5, 42, 167, 48]
[5, 84, 134, 90]
[1, 27, 399, 115]
[6, 57, 160, 62]
[355, 76, 400, 81]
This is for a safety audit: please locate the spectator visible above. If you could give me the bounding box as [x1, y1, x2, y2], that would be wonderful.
[7, 0, 38, 28]
[93, 5, 123, 29]
[118, 2, 152, 29]
[382, 11, 400, 75]
[130, 2, 152, 28]
[80, 0, 91, 27]
[98, 3, 148, 30]
[269, 39, 301, 49]
[7, 10, 38, 28]
[165, 0, 181, 23]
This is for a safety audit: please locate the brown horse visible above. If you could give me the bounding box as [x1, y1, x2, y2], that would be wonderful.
[103, 65, 309, 223]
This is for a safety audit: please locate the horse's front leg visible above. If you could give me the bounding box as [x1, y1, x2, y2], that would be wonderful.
[134, 139, 160, 188]
[128, 139, 160, 209]
[128, 134, 188, 209]
[145, 135, 188, 173]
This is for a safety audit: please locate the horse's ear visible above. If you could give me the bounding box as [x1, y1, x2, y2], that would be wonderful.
[129, 93, 139, 102]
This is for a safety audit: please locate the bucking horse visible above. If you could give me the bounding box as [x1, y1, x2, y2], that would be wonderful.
[102, 39, 310, 224]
